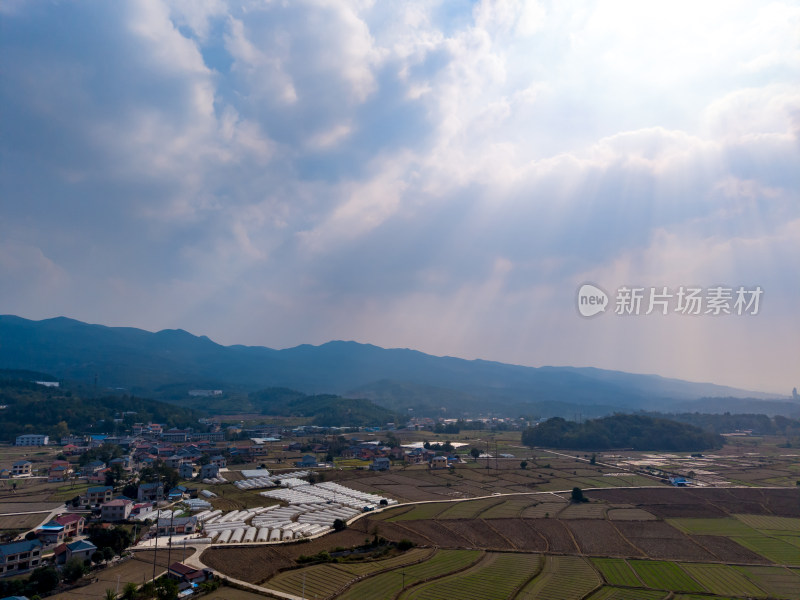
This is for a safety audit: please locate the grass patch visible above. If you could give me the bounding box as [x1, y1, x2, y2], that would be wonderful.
[680, 563, 765, 597]
[591, 558, 642, 587]
[628, 560, 705, 593]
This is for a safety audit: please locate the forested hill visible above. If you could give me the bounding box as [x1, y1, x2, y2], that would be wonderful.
[0, 372, 202, 441]
[522, 414, 724, 451]
[248, 387, 398, 427]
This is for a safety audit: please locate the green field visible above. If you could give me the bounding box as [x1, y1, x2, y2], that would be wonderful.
[735, 565, 800, 600]
[591, 558, 642, 587]
[733, 514, 800, 533]
[401, 552, 541, 600]
[336, 549, 482, 600]
[586, 587, 666, 600]
[733, 535, 800, 565]
[266, 548, 433, 597]
[667, 518, 757, 536]
[628, 560, 705, 593]
[479, 497, 535, 519]
[680, 564, 765, 597]
[517, 555, 602, 600]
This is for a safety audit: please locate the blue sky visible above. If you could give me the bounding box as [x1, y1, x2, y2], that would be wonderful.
[1, 0, 798, 394]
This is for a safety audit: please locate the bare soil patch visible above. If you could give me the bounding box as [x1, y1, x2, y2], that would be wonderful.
[564, 520, 642, 557]
[690, 534, 772, 564]
[614, 521, 716, 561]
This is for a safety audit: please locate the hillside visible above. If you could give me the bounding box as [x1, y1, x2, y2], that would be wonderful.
[0, 315, 790, 418]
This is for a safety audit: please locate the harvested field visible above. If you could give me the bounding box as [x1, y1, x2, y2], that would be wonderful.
[385, 502, 449, 521]
[607, 508, 657, 521]
[437, 497, 503, 519]
[366, 520, 437, 547]
[392, 520, 473, 548]
[0, 512, 49, 531]
[201, 587, 274, 600]
[690, 535, 771, 564]
[434, 519, 511, 549]
[565, 520, 642, 557]
[526, 519, 579, 554]
[614, 521, 716, 561]
[485, 519, 548, 552]
[559, 503, 608, 519]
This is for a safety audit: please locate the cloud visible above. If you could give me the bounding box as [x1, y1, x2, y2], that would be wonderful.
[0, 0, 798, 393]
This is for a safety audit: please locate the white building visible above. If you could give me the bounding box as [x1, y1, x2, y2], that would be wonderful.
[15, 434, 49, 446]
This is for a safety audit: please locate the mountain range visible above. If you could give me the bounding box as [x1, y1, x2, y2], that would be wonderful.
[0, 315, 794, 418]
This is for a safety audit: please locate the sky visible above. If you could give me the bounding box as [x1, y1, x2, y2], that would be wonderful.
[1, 0, 798, 395]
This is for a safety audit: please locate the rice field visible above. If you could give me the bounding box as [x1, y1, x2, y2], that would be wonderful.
[478, 497, 535, 519]
[667, 518, 757, 536]
[591, 558, 642, 587]
[516, 555, 602, 600]
[735, 565, 800, 600]
[586, 587, 667, 600]
[627, 560, 705, 593]
[732, 535, 800, 566]
[400, 552, 541, 600]
[336, 549, 482, 600]
[733, 514, 800, 533]
[680, 563, 765, 597]
[436, 497, 503, 519]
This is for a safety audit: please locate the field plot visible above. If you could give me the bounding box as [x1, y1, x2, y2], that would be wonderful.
[267, 564, 353, 598]
[0, 512, 49, 531]
[591, 558, 643, 587]
[526, 519, 579, 553]
[516, 555, 602, 600]
[436, 519, 512, 549]
[400, 552, 541, 600]
[520, 501, 567, 519]
[615, 521, 716, 561]
[565, 520, 641, 556]
[668, 518, 757, 537]
[735, 565, 800, 600]
[559, 503, 608, 519]
[680, 563, 765, 597]
[607, 508, 657, 521]
[265, 548, 434, 598]
[201, 587, 275, 600]
[733, 535, 800, 565]
[336, 549, 482, 600]
[478, 496, 535, 519]
[586, 587, 666, 600]
[483, 519, 548, 552]
[627, 560, 705, 593]
[436, 497, 503, 519]
[733, 514, 800, 533]
[386, 503, 450, 521]
[690, 535, 771, 564]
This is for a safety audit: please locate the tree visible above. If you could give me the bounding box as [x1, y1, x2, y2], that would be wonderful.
[571, 487, 586, 503]
[470, 447, 481, 461]
[29, 566, 59, 594]
[91, 551, 104, 564]
[121, 581, 139, 599]
[156, 576, 179, 600]
[520, 461, 528, 469]
[590, 453, 596, 465]
[102, 546, 115, 562]
[104, 589, 117, 600]
[62, 556, 87, 582]
[333, 518, 347, 532]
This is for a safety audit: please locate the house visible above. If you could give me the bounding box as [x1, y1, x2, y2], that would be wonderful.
[53, 540, 96, 565]
[430, 456, 449, 470]
[161, 429, 191, 443]
[167, 486, 189, 501]
[137, 482, 165, 503]
[209, 455, 227, 468]
[0, 470, 10, 479]
[199, 464, 219, 479]
[109, 456, 132, 471]
[15, 434, 49, 447]
[86, 486, 114, 506]
[370, 457, 391, 471]
[48, 464, 71, 483]
[164, 455, 185, 469]
[295, 455, 317, 468]
[54, 514, 85, 538]
[11, 461, 31, 477]
[179, 463, 196, 480]
[0, 539, 42, 575]
[34, 521, 65, 546]
[168, 561, 212, 586]
[101, 498, 133, 522]
[157, 516, 197, 536]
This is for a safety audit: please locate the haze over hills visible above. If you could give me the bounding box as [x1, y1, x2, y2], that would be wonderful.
[0, 315, 792, 418]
